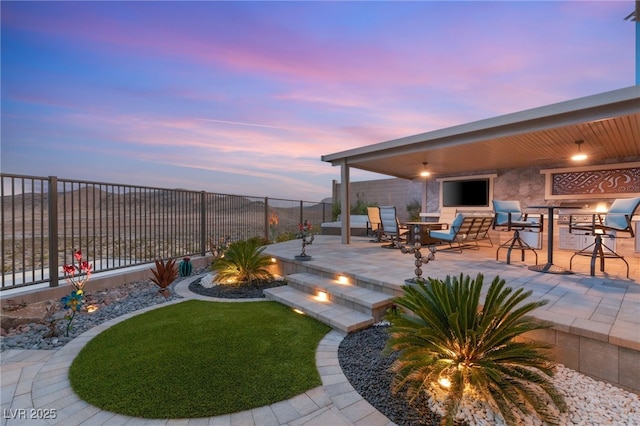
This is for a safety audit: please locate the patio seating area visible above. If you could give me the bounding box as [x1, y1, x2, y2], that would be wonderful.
[264, 235, 640, 394]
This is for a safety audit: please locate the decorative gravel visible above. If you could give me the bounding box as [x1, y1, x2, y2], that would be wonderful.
[338, 324, 444, 425]
[338, 324, 640, 426]
[188, 276, 286, 299]
[1, 278, 186, 351]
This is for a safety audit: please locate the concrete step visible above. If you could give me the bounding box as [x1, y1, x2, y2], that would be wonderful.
[264, 285, 374, 333]
[285, 272, 394, 320]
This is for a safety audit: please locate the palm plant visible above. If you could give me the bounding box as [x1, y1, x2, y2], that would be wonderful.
[211, 238, 273, 286]
[385, 273, 567, 426]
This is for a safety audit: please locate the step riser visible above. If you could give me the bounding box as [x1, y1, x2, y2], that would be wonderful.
[264, 289, 373, 333]
[287, 279, 377, 316]
[266, 259, 398, 332]
[275, 258, 404, 298]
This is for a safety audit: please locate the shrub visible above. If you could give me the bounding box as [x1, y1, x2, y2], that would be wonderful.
[405, 199, 421, 221]
[150, 258, 178, 296]
[247, 235, 270, 247]
[332, 200, 379, 220]
[385, 273, 566, 426]
[211, 239, 273, 286]
[275, 231, 297, 242]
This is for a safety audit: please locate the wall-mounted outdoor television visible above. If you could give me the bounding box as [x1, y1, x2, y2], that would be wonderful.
[442, 179, 490, 207]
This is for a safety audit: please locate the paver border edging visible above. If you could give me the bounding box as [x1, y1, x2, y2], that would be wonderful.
[18, 274, 389, 425]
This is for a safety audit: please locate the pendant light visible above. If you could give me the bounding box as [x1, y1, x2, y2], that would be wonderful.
[420, 162, 430, 177]
[571, 140, 587, 161]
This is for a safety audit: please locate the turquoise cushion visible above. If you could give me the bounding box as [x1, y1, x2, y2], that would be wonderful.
[429, 230, 454, 241]
[604, 197, 640, 230]
[450, 213, 465, 233]
[493, 200, 523, 225]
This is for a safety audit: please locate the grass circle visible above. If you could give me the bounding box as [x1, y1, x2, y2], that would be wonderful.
[69, 300, 330, 418]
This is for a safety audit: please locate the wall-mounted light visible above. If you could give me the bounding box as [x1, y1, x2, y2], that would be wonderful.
[419, 162, 431, 177]
[316, 291, 328, 301]
[571, 140, 587, 161]
[270, 257, 277, 263]
[337, 275, 349, 284]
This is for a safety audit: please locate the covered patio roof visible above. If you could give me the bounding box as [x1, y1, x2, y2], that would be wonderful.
[322, 85, 640, 243]
[322, 86, 640, 180]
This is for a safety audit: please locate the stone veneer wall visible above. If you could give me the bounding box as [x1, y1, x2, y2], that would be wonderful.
[334, 162, 638, 217]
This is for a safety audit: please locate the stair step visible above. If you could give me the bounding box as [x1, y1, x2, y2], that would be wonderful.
[286, 272, 394, 314]
[264, 286, 374, 333]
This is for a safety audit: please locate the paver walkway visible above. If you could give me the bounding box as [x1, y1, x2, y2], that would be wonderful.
[1, 278, 393, 426]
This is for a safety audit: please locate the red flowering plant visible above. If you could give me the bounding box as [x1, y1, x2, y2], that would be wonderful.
[60, 250, 93, 336]
[62, 249, 93, 294]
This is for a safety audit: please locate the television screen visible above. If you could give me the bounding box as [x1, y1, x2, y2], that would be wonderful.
[442, 179, 489, 207]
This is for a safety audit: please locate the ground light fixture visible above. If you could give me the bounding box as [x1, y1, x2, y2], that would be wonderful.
[438, 377, 452, 389]
[571, 140, 588, 161]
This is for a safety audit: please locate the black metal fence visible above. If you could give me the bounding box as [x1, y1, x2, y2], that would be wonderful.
[1, 174, 332, 290]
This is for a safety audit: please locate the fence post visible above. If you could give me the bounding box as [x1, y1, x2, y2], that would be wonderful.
[48, 176, 59, 287]
[264, 197, 269, 242]
[299, 200, 303, 227]
[200, 191, 206, 256]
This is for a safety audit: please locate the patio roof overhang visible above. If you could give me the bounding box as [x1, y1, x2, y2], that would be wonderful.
[322, 86, 640, 180]
[321, 85, 640, 243]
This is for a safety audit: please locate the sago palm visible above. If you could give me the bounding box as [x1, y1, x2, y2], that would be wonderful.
[385, 273, 567, 426]
[211, 239, 273, 286]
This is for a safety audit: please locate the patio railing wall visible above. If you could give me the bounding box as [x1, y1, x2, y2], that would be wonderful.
[1, 174, 332, 291]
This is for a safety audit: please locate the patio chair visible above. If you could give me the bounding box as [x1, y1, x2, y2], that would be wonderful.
[366, 206, 383, 242]
[492, 200, 543, 265]
[428, 213, 494, 252]
[379, 206, 408, 248]
[568, 197, 640, 278]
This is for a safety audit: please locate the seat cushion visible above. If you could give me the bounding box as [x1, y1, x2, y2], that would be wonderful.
[493, 200, 523, 225]
[604, 197, 640, 230]
[450, 213, 465, 232]
[429, 229, 455, 241]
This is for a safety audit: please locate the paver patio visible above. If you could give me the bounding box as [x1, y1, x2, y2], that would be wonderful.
[1, 235, 638, 425]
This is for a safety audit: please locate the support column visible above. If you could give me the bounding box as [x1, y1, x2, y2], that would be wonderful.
[340, 160, 351, 244]
[421, 179, 428, 221]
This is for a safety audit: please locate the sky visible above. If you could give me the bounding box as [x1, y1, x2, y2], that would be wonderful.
[1, 1, 636, 201]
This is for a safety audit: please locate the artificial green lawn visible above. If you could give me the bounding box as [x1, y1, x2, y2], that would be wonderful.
[69, 300, 331, 418]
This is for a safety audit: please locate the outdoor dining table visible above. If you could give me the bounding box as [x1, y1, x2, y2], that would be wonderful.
[526, 205, 583, 274]
[403, 222, 446, 245]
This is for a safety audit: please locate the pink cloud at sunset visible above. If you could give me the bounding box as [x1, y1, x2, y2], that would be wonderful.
[1, 1, 635, 200]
